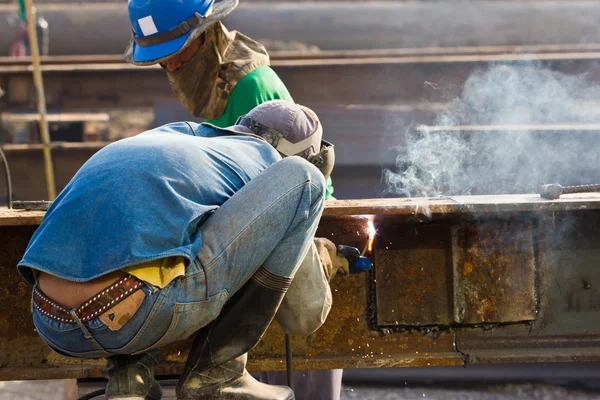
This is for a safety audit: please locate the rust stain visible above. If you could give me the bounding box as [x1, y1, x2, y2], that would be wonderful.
[463, 260, 474, 276]
[374, 220, 536, 329]
[375, 224, 453, 327]
[452, 221, 536, 325]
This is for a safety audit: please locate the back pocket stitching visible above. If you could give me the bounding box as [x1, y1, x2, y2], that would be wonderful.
[132, 289, 228, 355]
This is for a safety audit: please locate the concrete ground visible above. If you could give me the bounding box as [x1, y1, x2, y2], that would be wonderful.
[0, 380, 77, 400]
[7, 363, 600, 400]
[340, 384, 600, 400]
[2, 381, 599, 400]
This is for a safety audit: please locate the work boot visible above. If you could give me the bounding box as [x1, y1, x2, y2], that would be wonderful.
[103, 349, 163, 400]
[177, 267, 294, 400]
[177, 353, 293, 400]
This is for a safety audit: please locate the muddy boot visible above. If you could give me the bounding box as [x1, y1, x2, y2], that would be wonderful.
[178, 353, 293, 400]
[177, 267, 294, 400]
[103, 349, 163, 400]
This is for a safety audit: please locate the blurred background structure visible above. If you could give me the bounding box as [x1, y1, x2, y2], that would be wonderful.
[5, 0, 600, 200]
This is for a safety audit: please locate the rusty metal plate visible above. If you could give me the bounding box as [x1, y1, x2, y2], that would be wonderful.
[452, 221, 536, 324]
[375, 224, 453, 326]
[375, 221, 536, 328]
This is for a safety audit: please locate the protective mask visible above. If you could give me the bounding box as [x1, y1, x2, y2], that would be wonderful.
[165, 29, 229, 119]
[165, 22, 269, 120]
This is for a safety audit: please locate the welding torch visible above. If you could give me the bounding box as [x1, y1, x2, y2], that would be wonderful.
[337, 244, 372, 273]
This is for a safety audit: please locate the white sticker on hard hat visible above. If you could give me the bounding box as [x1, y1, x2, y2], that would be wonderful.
[138, 16, 158, 37]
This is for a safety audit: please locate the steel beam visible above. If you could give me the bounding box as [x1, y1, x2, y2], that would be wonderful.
[2, 195, 600, 380]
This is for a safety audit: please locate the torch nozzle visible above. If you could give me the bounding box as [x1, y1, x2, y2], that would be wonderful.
[337, 245, 372, 273]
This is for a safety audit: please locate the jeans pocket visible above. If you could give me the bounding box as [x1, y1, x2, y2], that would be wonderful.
[34, 313, 111, 359]
[35, 310, 80, 333]
[133, 289, 228, 354]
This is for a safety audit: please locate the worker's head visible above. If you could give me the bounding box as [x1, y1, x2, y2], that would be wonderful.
[125, 0, 238, 66]
[231, 100, 336, 179]
[162, 34, 205, 72]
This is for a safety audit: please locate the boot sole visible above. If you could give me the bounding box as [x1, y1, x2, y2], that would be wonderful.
[107, 381, 162, 400]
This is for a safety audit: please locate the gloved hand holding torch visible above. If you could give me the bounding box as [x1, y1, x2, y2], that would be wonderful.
[314, 238, 372, 281]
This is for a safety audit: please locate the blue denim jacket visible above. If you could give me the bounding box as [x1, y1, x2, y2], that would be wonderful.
[18, 122, 281, 284]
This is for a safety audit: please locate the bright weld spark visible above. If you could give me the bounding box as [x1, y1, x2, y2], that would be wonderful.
[361, 218, 376, 256]
[367, 220, 375, 252]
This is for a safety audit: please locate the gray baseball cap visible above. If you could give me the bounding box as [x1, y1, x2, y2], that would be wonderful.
[232, 100, 323, 159]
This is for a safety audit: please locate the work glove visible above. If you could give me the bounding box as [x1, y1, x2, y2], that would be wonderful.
[313, 237, 349, 281]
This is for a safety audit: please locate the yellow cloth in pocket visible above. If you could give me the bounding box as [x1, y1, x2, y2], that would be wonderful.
[123, 256, 186, 288]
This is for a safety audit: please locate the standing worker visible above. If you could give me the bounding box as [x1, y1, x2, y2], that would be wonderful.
[10, 0, 49, 57]
[10, 0, 27, 56]
[125, 0, 340, 398]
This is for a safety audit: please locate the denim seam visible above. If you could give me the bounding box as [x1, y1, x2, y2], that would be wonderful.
[34, 308, 79, 332]
[309, 181, 325, 198]
[34, 320, 109, 358]
[114, 284, 171, 354]
[70, 309, 106, 352]
[278, 179, 324, 245]
[183, 268, 206, 280]
[203, 179, 315, 271]
[133, 308, 181, 354]
[281, 179, 324, 239]
[134, 289, 228, 354]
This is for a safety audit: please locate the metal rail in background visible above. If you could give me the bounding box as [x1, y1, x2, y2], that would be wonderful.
[4, 43, 600, 65]
[1, 195, 600, 380]
[3, 51, 600, 109]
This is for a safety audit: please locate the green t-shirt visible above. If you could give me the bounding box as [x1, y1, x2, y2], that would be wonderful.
[17, 0, 26, 22]
[206, 65, 335, 199]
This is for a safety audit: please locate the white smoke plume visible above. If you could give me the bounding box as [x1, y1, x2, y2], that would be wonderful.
[384, 62, 600, 197]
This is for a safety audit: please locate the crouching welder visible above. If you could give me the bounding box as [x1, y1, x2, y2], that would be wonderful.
[17, 101, 347, 400]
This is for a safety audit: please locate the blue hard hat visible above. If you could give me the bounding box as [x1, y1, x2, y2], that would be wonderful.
[126, 0, 238, 64]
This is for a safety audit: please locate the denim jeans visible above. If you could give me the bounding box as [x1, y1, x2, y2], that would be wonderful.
[33, 157, 326, 359]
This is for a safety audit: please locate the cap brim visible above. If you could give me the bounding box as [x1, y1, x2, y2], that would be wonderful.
[201, 122, 267, 143]
[131, 31, 192, 63]
[126, 0, 239, 65]
[230, 124, 253, 134]
[202, 122, 254, 135]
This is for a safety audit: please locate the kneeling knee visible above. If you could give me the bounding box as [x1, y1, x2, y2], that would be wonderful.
[278, 157, 326, 194]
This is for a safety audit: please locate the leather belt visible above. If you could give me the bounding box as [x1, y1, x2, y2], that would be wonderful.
[33, 275, 144, 324]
